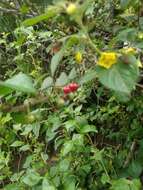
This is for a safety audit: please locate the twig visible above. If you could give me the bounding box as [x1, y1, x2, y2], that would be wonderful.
[0, 7, 19, 14]
[1, 96, 49, 113]
[136, 83, 143, 89]
[0, 7, 36, 17]
[123, 140, 137, 168]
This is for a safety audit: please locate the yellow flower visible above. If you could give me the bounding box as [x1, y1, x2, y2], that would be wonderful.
[75, 51, 82, 63]
[122, 47, 136, 55]
[97, 52, 117, 69]
[66, 3, 77, 15]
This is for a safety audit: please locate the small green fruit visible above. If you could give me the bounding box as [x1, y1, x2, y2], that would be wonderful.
[57, 98, 65, 107]
[66, 3, 77, 15]
[27, 114, 36, 123]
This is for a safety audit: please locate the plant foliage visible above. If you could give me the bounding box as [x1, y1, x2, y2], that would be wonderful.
[0, 0, 143, 189]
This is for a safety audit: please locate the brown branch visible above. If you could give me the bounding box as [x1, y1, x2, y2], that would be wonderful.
[136, 83, 143, 89]
[1, 96, 49, 113]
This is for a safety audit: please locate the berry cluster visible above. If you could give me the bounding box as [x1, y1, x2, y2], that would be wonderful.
[63, 83, 79, 94]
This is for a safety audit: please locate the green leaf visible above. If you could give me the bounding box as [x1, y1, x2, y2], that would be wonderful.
[0, 73, 36, 95]
[72, 134, 84, 147]
[110, 178, 141, 190]
[64, 120, 77, 132]
[110, 178, 130, 190]
[22, 9, 56, 26]
[63, 176, 76, 190]
[65, 35, 79, 48]
[120, 0, 133, 9]
[20, 124, 33, 136]
[59, 159, 70, 172]
[101, 173, 110, 184]
[41, 77, 53, 90]
[112, 91, 131, 102]
[96, 60, 139, 94]
[116, 28, 137, 42]
[32, 123, 41, 138]
[0, 84, 13, 96]
[62, 141, 74, 156]
[93, 150, 103, 161]
[51, 49, 64, 77]
[4, 183, 21, 190]
[68, 68, 77, 80]
[19, 144, 30, 152]
[10, 141, 24, 147]
[127, 161, 142, 178]
[79, 125, 97, 134]
[23, 155, 33, 169]
[42, 178, 56, 190]
[79, 69, 96, 84]
[130, 179, 142, 190]
[55, 72, 68, 86]
[41, 153, 49, 163]
[22, 170, 41, 187]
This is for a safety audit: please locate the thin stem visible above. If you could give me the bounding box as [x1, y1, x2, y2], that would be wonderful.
[123, 140, 137, 168]
[79, 21, 101, 54]
[100, 160, 110, 179]
[87, 35, 101, 54]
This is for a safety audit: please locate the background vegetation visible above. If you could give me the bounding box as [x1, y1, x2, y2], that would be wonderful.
[0, 0, 143, 189]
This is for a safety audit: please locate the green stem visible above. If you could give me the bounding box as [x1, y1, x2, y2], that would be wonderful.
[79, 23, 101, 54]
[87, 35, 101, 54]
[100, 160, 110, 179]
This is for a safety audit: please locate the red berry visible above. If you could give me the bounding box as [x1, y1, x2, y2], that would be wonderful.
[69, 83, 79, 92]
[63, 86, 71, 94]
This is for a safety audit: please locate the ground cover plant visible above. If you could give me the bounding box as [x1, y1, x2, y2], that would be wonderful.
[0, 0, 143, 189]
